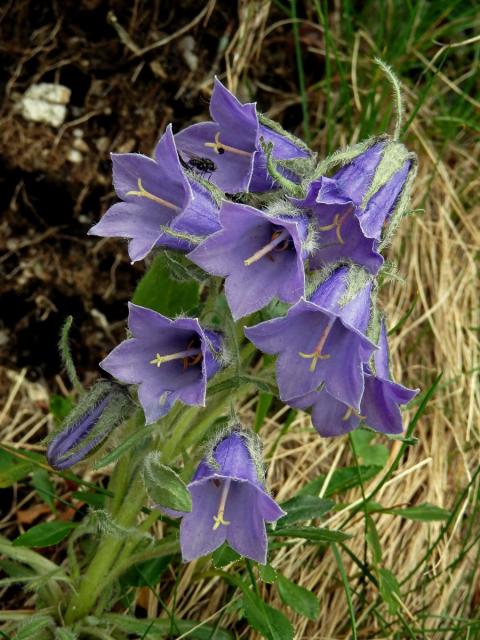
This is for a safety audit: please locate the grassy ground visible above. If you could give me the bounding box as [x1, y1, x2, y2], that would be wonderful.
[1, 1, 479, 638]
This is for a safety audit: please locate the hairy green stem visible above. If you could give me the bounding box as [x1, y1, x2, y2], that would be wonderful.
[64, 476, 146, 624]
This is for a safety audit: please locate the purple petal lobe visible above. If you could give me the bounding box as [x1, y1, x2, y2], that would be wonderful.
[225, 482, 268, 564]
[180, 480, 227, 561]
[188, 201, 306, 319]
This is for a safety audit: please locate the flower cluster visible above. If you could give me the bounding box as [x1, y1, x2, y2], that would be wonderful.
[53, 78, 418, 564]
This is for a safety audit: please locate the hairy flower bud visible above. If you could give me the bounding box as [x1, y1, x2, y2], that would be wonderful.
[332, 138, 417, 242]
[46, 381, 134, 470]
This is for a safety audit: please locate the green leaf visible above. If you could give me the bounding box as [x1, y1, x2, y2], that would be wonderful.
[254, 393, 273, 432]
[31, 469, 56, 512]
[243, 590, 293, 640]
[71, 490, 106, 508]
[385, 503, 451, 521]
[49, 394, 74, 425]
[378, 567, 401, 614]
[120, 555, 172, 587]
[208, 375, 274, 396]
[143, 454, 192, 512]
[94, 427, 150, 469]
[15, 616, 53, 640]
[258, 563, 278, 583]
[211, 543, 241, 568]
[366, 514, 382, 565]
[0, 559, 36, 579]
[277, 574, 319, 621]
[12, 521, 77, 548]
[99, 613, 234, 640]
[132, 252, 199, 316]
[350, 429, 389, 467]
[278, 495, 334, 527]
[0, 449, 35, 488]
[272, 526, 350, 543]
[299, 465, 382, 498]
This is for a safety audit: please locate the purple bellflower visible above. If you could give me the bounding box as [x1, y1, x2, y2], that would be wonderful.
[100, 304, 222, 424]
[47, 381, 133, 469]
[290, 176, 384, 274]
[332, 139, 414, 240]
[188, 201, 307, 320]
[163, 431, 284, 564]
[174, 78, 310, 194]
[245, 267, 376, 408]
[88, 125, 220, 262]
[289, 319, 419, 436]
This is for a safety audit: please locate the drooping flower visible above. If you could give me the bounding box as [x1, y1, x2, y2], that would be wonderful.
[100, 304, 222, 424]
[290, 176, 384, 274]
[88, 125, 220, 262]
[46, 381, 133, 469]
[188, 201, 307, 320]
[161, 430, 284, 564]
[174, 78, 310, 194]
[289, 319, 419, 436]
[245, 267, 376, 408]
[332, 138, 416, 240]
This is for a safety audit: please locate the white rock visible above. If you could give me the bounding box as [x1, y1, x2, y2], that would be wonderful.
[19, 83, 71, 128]
[67, 148, 83, 164]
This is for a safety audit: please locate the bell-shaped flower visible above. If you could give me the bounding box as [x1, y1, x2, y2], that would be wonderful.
[100, 304, 222, 424]
[162, 431, 284, 564]
[88, 125, 220, 262]
[290, 176, 384, 274]
[174, 78, 310, 194]
[289, 319, 418, 436]
[46, 381, 133, 469]
[332, 139, 415, 240]
[188, 201, 307, 320]
[245, 267, 376, 408]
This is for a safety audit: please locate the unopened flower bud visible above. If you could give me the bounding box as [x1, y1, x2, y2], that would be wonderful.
[46, 380, 134, 470]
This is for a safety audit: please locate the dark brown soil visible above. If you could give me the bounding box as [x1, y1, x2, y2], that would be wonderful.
[0, 0, 305, 389]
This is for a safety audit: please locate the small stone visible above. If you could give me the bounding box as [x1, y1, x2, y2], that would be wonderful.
[73, 128, 84, 138]
[19, 83, 71, 128]
[67, 148, 83, 164]
[96, 136, 110, 152]
[73, 138, 89, 153]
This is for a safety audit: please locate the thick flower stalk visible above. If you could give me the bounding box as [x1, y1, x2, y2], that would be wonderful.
[161, 429, 284, 564]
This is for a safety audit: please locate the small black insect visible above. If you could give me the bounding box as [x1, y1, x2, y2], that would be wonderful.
[178, 152, 217, 178]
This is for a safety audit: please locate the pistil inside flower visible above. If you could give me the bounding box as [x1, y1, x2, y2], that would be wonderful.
[212, 478, 231, 530]
[298, 319, 335, 371]
[126, 178, 180, 212]
[150, 347, 202, 369]
[204, 131, 252, 158]
[317, 210, 352, 245]
[244, 228, 291, 266]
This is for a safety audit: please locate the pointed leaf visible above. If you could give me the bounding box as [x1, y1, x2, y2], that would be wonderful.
[143, 454, 192, 512]
[278, 495, 334, 527]
[277, 575, 319, 621]
[243, 590, 293, 640]
[13, 521, 77, 548]
[133, 252, 199, 316]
